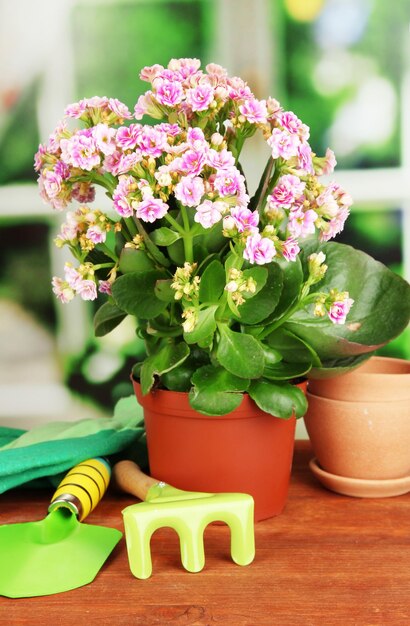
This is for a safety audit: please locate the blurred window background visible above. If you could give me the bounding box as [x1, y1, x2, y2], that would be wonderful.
[0, 0, 409, 428]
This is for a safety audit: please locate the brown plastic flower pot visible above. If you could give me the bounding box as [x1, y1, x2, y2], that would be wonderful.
[133, 380, 307, 522]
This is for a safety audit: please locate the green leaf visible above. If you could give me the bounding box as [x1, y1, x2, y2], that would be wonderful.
[167, 239, 185, 266]
[263, 361, 312, 381]
[140, 342, 190, 394]
[154, 279, 175, 302]
[216, 324, 265, 379]
[267, 256, 304, 321]
[308, 353, 372, 379]
[184, 305, 218, 344]
[249, 380, 308, 419]
[199, 260, 225, 303]
[261, 344, 282, 365]
[119, 248, 155, 273]
[189, 365, 250, 416]
[112, 271, 168, 319]
[93, 302, 127, 337]
[151, 227, 181, 246]
[286, 242, 410, 360]
[266, 328, 321, 366]
[234, 263, 283, 324]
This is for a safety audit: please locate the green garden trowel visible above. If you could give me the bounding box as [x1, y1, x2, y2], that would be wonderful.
[0, 457, 122, 598]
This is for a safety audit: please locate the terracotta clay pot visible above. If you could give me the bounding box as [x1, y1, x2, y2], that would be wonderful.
[133, 380, 307, 522]
[304, 356, 410, 497]
[308, 356, 410, 402]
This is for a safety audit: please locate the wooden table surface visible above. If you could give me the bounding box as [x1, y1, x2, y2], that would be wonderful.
[0, 441, 409, 626]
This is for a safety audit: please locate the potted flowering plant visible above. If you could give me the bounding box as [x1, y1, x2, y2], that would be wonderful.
[35, 58, 410, 520]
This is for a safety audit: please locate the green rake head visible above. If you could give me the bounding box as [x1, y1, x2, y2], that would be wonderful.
[114, 461, 255, 580]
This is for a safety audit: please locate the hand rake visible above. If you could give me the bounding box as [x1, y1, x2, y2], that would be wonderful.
[113, 460, 255, 579]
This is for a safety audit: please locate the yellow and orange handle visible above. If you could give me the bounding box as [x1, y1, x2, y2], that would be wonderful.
[48, 457, 111, 522]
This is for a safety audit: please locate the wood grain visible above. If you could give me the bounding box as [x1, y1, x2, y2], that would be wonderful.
[0, 441, 409, 626]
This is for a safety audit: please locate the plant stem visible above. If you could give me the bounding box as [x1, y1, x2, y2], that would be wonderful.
[166, 206, 194, 264]
[93, 262, 115, 271]
[259, 293, 318, 339]
[124, 217, 138, 237]
[164, 212, 185, 235]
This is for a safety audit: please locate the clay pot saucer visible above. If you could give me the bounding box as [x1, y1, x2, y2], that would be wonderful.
[309, 458, 410, 498]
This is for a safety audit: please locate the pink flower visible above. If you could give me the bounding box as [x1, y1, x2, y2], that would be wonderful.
[34, 144, 46, 171]
[64, 264, 83, 290]
[108, 98, 133, 120]
[136, 197, 169, 222]
[297, 143, 314, 174]
[213, 168, 243, 197]
[76, 279, 98, 301]
[180, 150, 206, 176]
[155, 79, 184, 107]
[60, 132, 100, 170]
[137, 126, 168, 157]
[316, 148, 337, 175]
[277, 111, 309, 140]
[168, 57, 201, 78]
[174, 176, 205, 207]
[93, 123, 116, 155]
[58, 213, 80, 241]
[206, 149, 235, 171]
[134, 92, 163, 120]
[139, 64, 164, 83]
[113, 176, 136, 217]
[64, 101, 87, 119]
[243, 233, 276, 265]
[52, 277, 75, 303]
[320, 208, 350, 242]
[186, 85, 214, 111]
[267, 129, 300, 160]
[288, 207, 318, 238]
[43, 170, 63, 199]
[157, 123, 182, 137]
[84, 96, 109, 110]
[227, 76, 253, 101]
[116, 124, 142, 150]
[54, 160, 71, 180]
[206, 62, 228, 78]
[281, 236, 300, 262]
[269, 174, 305, 210]
[328, 298, 354, 325]
[230, 207, 259, 233]
[187, 127, 206, 147]
[99, 280, 112, 295]
[86, 225, 106, 244]
[194, 200, 223, 228]
[239, 98, 268, 124]
[316, 186, 340, 218]
[46, 122, 68, 154]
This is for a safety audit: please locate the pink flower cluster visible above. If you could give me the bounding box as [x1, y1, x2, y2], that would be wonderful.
[52, 263, 98, 303]
[55, 207, 115, 251]
[37, 58, 354, 325]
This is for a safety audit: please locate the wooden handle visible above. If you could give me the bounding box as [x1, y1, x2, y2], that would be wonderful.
[113, 460, 160, 502]
[48, 457, 111, 522]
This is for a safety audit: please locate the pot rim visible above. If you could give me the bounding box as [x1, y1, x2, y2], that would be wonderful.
[132, 377, 307, 420]
[306, 389, 410, 406]
[350, 356, 410, 377]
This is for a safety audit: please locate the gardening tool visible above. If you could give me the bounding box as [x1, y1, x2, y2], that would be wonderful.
[114, 460, 255, 579]
[0, 457, 122, 598]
